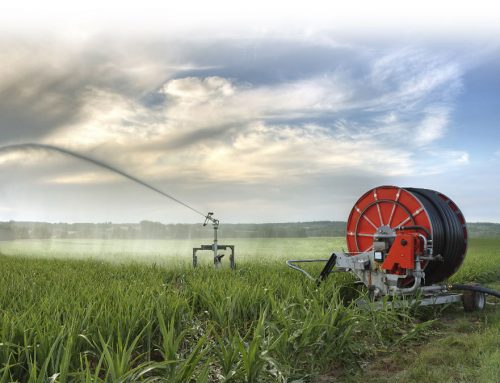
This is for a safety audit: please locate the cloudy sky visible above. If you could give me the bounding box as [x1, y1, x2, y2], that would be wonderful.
[0, 1, 499, 223]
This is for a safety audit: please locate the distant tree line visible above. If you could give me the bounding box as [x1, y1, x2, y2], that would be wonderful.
[0, 220, 498, 240]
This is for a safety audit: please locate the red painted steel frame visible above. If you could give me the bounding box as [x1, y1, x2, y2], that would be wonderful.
[381, 233, 419, 274]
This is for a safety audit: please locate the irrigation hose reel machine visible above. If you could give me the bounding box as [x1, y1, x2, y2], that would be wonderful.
[288, 186, 499, 311]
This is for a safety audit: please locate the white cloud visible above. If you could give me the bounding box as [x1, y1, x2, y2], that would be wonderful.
[415, 107, 450, 145]
[0, 149, 54, 167]
[0, 36, 484, 223]
[413, 150, 469, 176]
[162, 76, 235, 101]
[157, 74, 351, 135]
[50, 88, 161, 148]
[368, 49, 462, 110]
[41, 47, 468, 187]
[199, 122, 414, 180]
[43, 171, 120, 185]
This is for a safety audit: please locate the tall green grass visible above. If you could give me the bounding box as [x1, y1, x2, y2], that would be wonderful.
[0, 238, 498, 382]
[450, 238, 500, 283]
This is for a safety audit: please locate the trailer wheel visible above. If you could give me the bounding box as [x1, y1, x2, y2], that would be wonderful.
[463, 290, 486, 312]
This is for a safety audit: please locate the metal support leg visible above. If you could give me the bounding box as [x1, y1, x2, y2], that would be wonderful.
[229, 246, 235, 270]
[192, 212, 236, 270]
[214, 249, 222, 268]
[193, 248, 199, 268]
[192, 244, 235, 270]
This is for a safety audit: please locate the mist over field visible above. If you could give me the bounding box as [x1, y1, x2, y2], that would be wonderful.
[2, 220, 500, 240]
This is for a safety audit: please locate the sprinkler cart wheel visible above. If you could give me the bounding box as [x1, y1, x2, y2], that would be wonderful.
[462, 288, 486, 312]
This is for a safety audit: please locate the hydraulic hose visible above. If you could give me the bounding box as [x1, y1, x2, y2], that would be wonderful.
[451, 284, 500, 299]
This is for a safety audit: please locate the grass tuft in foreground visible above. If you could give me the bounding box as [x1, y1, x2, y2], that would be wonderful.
[0, 257, 437, 382]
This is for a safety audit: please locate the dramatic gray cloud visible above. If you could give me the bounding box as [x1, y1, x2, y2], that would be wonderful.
[0, 33, 498, 223]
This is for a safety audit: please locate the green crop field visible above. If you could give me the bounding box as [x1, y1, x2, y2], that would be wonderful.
[0, 238, 499, 382]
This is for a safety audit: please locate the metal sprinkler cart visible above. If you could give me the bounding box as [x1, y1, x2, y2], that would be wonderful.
[193, 212, 235, 269]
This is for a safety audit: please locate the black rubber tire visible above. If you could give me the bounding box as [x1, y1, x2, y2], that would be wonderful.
[463, 290, 486, 312]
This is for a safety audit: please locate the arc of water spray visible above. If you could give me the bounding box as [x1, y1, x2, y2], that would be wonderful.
[0, 143, 208, 219]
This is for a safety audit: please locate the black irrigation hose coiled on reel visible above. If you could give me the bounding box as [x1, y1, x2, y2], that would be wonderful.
[406, 188, 467, 285]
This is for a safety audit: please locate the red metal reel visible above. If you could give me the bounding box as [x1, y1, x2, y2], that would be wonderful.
[346, 186, 432, 254]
